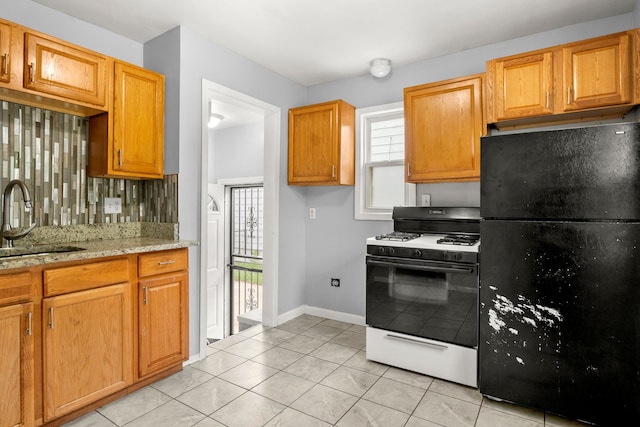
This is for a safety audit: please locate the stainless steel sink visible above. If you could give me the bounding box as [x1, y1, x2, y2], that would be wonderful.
[0, 244, 86, 258]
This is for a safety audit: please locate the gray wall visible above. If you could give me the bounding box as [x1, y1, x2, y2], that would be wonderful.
[144, 26, 308, 356]
[4, 0, 640, 358]
[209, 123, 264, 183]
[0, 0, 142, 65]
[302, 11, 638, 317]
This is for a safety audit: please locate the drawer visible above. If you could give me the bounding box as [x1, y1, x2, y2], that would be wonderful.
[0, 270, 33, 305]
[44, 258, 129, 296]
[138, 249, 188, 278]
[366, 326, 477, 388]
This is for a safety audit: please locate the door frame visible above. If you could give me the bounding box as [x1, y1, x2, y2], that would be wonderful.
[199, 79, 280, 359]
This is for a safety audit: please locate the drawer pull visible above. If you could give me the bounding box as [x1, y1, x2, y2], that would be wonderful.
[48, 307, 54, 329]
[26, 312, 32, 336]
[143, 286, 148, 304]
[158, 259, 176, 266]
[385, 333, 448, 350]
[1, 53, 7, 75]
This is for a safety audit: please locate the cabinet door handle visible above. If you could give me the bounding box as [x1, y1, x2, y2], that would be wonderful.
[118, 148, 123, 166]
[158, 259, 175, 265]
[1, 53, 7, 76]
[331, 165, 336, 178]
[407, 163, 411, 177]
[567, 86, 572, 105]
[48, 307, 54, 329]
[545, 91, 550, 109]
[26, 312, 32, 336]
[28, 62, 35, 83]
[143, 286, 149, 304]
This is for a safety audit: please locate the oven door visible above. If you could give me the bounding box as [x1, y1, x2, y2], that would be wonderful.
[366, 255, 478, 348]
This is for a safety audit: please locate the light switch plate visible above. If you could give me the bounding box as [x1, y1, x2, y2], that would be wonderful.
[105, 197, 122, 214]
[421, 194, 431, 207]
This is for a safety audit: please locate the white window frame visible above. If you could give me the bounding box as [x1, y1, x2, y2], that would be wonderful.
[354, 102, 415, 221]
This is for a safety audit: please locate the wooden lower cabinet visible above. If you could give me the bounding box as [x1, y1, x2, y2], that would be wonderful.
[138, 272, 189, 377]
[0, 303, 34, 427]
[42, 283, 131, 421]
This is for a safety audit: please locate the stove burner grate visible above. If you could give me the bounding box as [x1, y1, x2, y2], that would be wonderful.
[375, 232, 421, 242]
[437, 234, 479, 246]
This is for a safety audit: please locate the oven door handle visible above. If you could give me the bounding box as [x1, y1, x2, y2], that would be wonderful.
[385, 333, 448, 350]
[367, 258, 475, 274]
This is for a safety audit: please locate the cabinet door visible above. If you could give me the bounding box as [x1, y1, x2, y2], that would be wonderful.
[562, 33, 631, 111]
[23, 32, 107, 107]
[0, 21, 11, 84]
[138, 272, 188, 378]
[492, 51, 553, 120]
[112, 61, 164, 178]
[0, 303, 34, 427]
[288, 100, 354, 185]
[404, 75, 484, 183]
[42, 284, 131, 421]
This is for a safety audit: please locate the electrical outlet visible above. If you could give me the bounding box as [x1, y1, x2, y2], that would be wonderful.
[104, 197, 122, 214]
[309, 207, 316, 219]
[331, 278, 340, 287]
[421, 194, 431, 207]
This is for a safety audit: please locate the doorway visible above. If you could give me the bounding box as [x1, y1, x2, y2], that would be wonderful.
[229, 185, 264, 334]
[200, 80, 281, 357]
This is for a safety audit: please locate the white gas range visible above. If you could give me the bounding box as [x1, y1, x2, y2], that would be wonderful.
[365, 207, 481, 387]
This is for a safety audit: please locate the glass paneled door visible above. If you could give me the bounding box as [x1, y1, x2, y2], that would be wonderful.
[229, 186, 264, 334]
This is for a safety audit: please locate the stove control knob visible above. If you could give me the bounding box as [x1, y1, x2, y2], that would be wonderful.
[378, 247, 386, 255]
[388, 247, 396, 255]
[413, 249, 422, 257]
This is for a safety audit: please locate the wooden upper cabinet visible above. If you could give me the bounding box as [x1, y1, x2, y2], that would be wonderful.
[562, 32, 631, 111]
[404, 74, 485, 183]
[0, 21, 11, 84]
[489, 50, 554, 121]
[88, 61, 165, 179]
[487, 29, 638, 127]
[23, 32, 108, 108]
[288, 99, 355, 186]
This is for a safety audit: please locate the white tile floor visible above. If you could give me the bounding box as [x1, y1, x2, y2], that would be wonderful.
[64, 315, 590, 427]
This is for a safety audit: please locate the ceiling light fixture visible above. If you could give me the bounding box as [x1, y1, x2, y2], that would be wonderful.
[208, 113, 224, 129]
[370, 58, 391, 78]
[207, 101, 224, 128]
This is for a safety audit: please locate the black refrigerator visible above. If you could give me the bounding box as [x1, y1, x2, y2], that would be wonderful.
[479, 122, 640, 425]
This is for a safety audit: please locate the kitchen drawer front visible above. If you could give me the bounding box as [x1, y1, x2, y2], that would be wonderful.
[43, 258, 129, 297]
[365, 327, 477, 387]
[138, 248, 188, 278]
[0, 270, 34, 306]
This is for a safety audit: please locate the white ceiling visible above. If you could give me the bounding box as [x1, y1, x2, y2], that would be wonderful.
[33, 0, 637, 87]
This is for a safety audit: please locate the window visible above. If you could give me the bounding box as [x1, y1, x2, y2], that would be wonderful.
[355, 102, 415, 220]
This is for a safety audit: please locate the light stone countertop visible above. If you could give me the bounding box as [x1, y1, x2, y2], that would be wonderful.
[0, 222, 197, 270]
[0, 237, 197, 270]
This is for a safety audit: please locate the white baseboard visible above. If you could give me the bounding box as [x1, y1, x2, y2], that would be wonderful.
[277, 304, 365, 326]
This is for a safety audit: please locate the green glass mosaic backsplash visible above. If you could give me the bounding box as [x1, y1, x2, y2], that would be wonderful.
[0, 101, 178, 228]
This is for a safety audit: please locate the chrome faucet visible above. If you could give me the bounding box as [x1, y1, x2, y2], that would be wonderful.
[2, 180, 37, 248]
